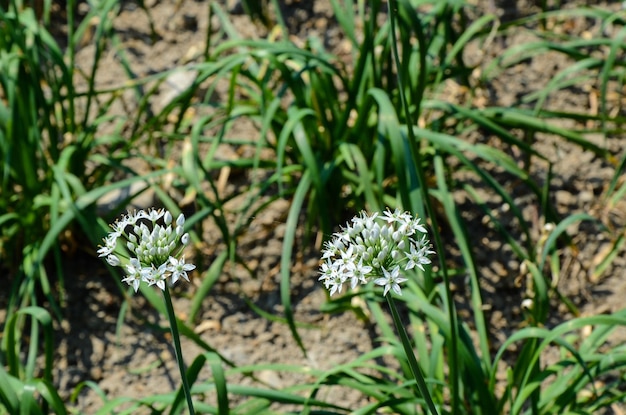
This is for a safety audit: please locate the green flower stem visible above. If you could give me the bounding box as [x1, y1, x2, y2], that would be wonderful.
[386, 0, 460, 412]
[387, 295, 439, 415]
[163, 287, 195, 415]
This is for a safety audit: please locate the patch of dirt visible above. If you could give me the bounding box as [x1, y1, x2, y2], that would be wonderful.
[21, 0, 626, 412]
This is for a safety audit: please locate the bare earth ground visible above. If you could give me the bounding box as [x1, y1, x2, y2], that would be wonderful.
[13, 0, 626, 413]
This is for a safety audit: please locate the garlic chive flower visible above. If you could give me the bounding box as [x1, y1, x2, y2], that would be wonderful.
[319, 209, 434, 296]
[98, 208, 195, 292]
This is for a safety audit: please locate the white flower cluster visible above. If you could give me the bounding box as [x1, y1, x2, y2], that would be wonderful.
[97, 208, 195, 292]
[319, 209, 434, 296]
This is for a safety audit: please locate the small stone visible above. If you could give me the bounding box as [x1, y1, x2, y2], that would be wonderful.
[579, 190, 594, 204]
[555, 190, 575, 206]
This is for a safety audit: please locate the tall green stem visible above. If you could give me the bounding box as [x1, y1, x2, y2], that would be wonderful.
[387, 1, 460, 412]
[163, 287, 195, 415]
[387, 295, 439, 415]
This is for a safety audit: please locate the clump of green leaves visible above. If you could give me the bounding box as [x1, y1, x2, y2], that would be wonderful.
[0, 0, 116, 317]
[0, 0, 166, 411]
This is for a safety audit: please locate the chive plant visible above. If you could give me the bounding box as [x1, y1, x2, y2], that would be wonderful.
[2, 0, 626, 413]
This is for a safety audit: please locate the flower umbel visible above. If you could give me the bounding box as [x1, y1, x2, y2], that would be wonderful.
[319, 209, 434, 296]
[99, 208, 195, 292]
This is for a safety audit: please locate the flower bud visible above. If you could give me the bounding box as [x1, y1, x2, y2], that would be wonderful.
[360, 232, 370, 243]
[168, 241, 176, 252]
[371, 224, 380, 239]
[377, 250, 387, 263]
[381, 225, 390, 238]
[164, 211, 172, 225]
[176, 213, 185, 227]
[106, 255, 121, 266]
[392, 230, 402, 241]
[140, 223, 150, 237]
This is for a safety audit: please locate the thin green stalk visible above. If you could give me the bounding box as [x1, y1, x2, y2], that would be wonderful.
[387, 295, 439, 415]
[66, 0, 76, 133]
[387, 1, 460, 412]
[163, 287, 195, 415]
